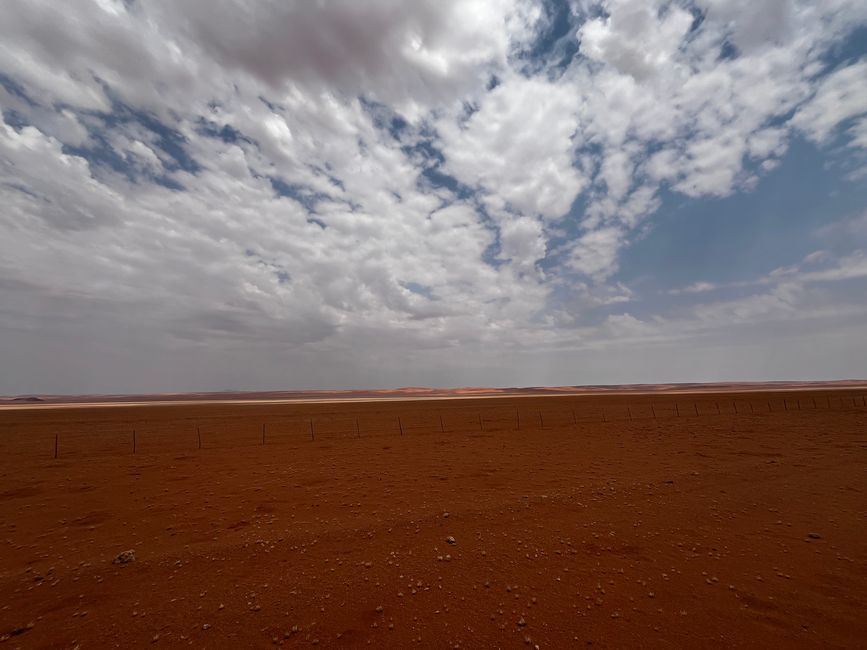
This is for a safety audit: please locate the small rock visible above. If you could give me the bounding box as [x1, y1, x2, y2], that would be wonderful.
[202, 624, 211, 630]
[807, 533, 822, 540]
[113, 550, 136, 565]
[443, 512, 449, 518]
[7, 622, 35, 637]
[446, 536, 456, 545]
[375, 605, 384, 613]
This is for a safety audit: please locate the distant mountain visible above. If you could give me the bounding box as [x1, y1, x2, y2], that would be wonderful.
[1, 380, 866, 405]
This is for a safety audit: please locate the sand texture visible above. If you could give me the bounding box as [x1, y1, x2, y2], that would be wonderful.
[1, 389, 865, 648]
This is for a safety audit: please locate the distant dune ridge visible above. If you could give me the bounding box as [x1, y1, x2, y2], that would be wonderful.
[2, 379, 866, 405]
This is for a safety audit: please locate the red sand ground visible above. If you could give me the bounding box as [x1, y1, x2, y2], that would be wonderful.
[0, 389, 865, 648]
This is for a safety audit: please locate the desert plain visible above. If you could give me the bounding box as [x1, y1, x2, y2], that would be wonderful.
[0, 386, 866, 648]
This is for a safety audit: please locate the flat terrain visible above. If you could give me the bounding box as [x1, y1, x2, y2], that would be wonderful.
[0, 389, 865, 648]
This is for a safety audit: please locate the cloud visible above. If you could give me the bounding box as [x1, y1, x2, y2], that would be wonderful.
[0, 121, 125, 230]
[1, 0, 867, 391]
[148, 0, 541, 112]
[438, 74, 586, 222]
[567, 226, 625, 278]
[792, 60, 867, 146]
[668, 282, 718, 295]
[498, 216, 547, 276]
[557, 0, 867, 279]
[577, 0, 693, 81]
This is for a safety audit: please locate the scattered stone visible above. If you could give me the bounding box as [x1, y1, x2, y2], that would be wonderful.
[7, 622, 35, 637]
[443, 512, 449, 518]
[202, 624, 211, 630]
[113, 550, 136, 565]
[807, 533, 822, 540]
[375, 605, 384, 613]
[518, 617, 526, 627]
[446, 536, 456, 545]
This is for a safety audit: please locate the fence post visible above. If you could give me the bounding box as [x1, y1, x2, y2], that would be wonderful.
[694, 403, 699, 416]
[398, 417, 403, 436]
[602, 409, 606, 423]
[715, 402, 720, 414]
[516, 409, 520, 430]
[539, 412, 544, 429]
[797, 399, 801, 411]
[733, 401, 738, 414]
[675, 403, 680, 417]
[478, 413, 483, 431]
[54, 433, 58, 459]
[133, 429, 136, 454]
[749, 401, 754, 413]
[310, 420, 315, 441]
[356, 418, 361, 438]
[262, 423, 266, 445]
[440, 414, 444, 433]
[783, 399, 788, 411]
[197, 427, 202, 449]
[651, 404, 656, 419]
[627, 406, 632, 420]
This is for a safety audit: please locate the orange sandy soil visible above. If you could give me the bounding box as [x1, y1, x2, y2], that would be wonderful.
[1, 390, 866, 648]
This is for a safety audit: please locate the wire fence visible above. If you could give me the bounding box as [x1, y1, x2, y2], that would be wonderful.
[1, 392, 865, 461]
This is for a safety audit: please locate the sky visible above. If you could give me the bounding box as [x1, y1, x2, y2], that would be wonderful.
[1, 0, 867, 395]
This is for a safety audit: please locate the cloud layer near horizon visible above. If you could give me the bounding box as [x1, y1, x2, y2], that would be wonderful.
[1, 0, 866, 393]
